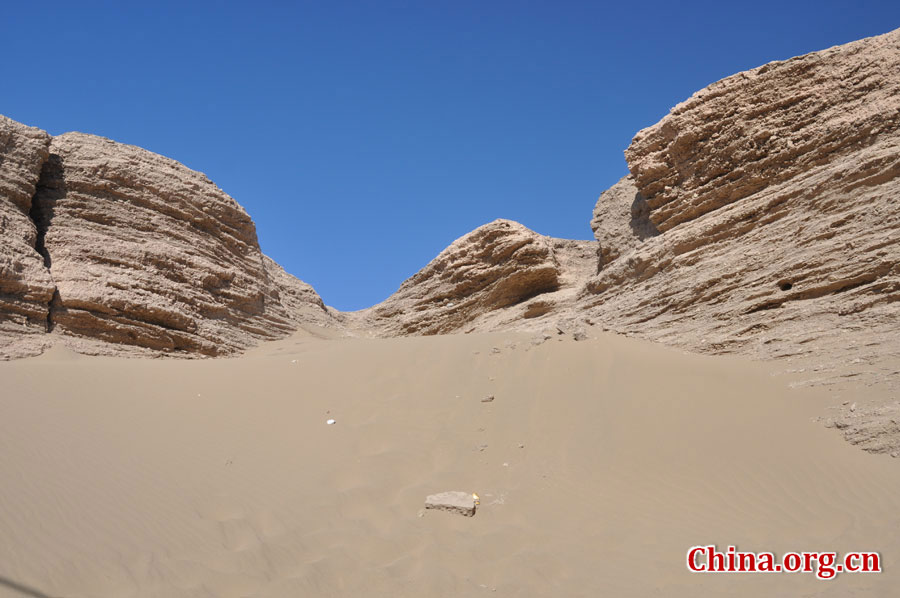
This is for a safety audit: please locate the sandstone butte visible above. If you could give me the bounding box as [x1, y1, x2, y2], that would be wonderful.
[1, 28, 898, 451]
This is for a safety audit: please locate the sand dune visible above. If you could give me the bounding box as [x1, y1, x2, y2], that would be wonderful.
[2, 330, 898, 597]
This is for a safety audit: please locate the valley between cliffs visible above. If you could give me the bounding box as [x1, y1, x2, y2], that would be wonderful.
[2, 28, 898, 454]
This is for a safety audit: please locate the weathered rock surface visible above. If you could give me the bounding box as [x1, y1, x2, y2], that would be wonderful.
[424, 491, 477, 517]
[262, 255, 341, 331]
[361, 220, 564, 335]
[36, 132, 334, 356]
[583, 28, 900, 450]
[626, 29, 900, 234]
[1, 121, 334, 358]
[0, 116, 55, 357]
[590, 175, 658, 269]
[355, 222, 595, 336]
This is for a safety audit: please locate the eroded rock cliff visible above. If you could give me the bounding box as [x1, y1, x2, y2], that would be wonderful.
[584, 28, 899, 368]
[0, 123, 333, 358]
[360, 220, 569, 335]
[583, 28, 900, 451]
[0, 116, 55, 358]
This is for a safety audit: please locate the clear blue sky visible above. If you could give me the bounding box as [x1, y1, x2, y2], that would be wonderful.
[5, 1, 898, 310]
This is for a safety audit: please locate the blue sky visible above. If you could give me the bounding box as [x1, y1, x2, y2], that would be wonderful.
[5, 1, 899, 310]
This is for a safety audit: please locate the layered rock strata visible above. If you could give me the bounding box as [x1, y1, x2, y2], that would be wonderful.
[0, 116, 55, 357]
[584, 28, 900, 366]
[0, 122, 331, 358]
[583, 28, 900, 449]
[362, 220, 564, 335]
[589, 175, 658, 269]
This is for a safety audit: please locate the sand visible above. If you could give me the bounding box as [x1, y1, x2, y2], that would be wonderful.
[1, 329, 899, 597]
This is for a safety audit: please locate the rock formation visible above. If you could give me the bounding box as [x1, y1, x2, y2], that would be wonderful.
[0, 121, 333, 358]
[355, 218, 596, 335]
[583, 28, 899, 373]
[581, 28, 900, 450]
[589, 175, 658, 269]
[0, 116, 55, 358]
[360, 220, 565, 335]
[363, 19, 899, 374]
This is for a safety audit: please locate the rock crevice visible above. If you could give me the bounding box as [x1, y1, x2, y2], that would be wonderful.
[27, 154, 60, 270]
[0, 115, 55, 356]
[28, 153, 63, 332]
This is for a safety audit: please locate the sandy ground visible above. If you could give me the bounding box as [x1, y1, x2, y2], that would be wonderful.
[1, 329, 899, 597]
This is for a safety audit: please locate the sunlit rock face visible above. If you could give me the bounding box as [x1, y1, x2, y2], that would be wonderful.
[0, 115, 55, 358]
[581, 29, 900, 424]
[366, 219, 563, 335]
[1, 121, 333, 358]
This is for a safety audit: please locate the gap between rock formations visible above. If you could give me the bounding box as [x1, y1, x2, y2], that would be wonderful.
[2, 27, 899, 456]
[26, 150, 57, 333]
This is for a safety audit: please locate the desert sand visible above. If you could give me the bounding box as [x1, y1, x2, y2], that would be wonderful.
[2, 328, 899, 597]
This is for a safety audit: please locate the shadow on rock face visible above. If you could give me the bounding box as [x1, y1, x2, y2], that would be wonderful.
[629, 191, 659, 240]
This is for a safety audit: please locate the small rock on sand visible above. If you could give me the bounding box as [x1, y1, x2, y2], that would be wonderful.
[481, 395, 495, 403]
[425, 491, 477, 517]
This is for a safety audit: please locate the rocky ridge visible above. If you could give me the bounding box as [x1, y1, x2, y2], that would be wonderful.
[0, 123, 333, 358]
[357, 219, 589, 335]
[582, 29, 899, 403]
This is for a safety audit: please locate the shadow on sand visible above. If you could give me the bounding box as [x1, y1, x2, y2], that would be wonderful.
[0, 575, 57, 598]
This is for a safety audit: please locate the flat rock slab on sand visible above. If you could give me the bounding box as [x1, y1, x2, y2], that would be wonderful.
[425, 491, 477, 517]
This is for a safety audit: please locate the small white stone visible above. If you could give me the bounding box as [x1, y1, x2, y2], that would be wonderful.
[326, 419, 336, 425]
[424, 491, 477, 517]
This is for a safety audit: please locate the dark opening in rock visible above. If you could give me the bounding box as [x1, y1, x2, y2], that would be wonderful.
[779, 281, 793, 291]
